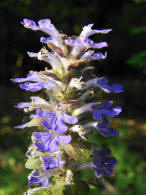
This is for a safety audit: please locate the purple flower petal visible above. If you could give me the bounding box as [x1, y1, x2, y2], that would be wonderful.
[92, 101, 122, 120]
[97, 119, 119, 137]
[11, 72, 40, 83]
[42, 178, 50, 187]
[28, 170, 49, 187]
[108, 84, 123, 93]
[61, 113, 78, 124]
[92, 110, 102, 120]
[92, 148, 117, 178]
[41, 120, 55, 130]
[53, 118, 68, 133]
[93, 42, 108, 49]
[40, 153, 65, 170]
[97, 119, 110, 128]
[37, 107, 77, 133]
[65, 38, 75, 45]
[96, 77, 123, 93]
[21, 19, 39, 30]
[32, 132, 49, 140]
[38, 19, 62, 42]
[11, 78, 29, 83]
[19, 82, 43, 91]
[42, 119, 68, 133]
[101, 106, 122, 118]
[85, 77, 123, 93]
[35, 140, 60, 153]
[15, 122, 29, 129]
[14, 102, 32, 109]
[12, 71, 59, 92]
[94, 101, 113, 109]
[27, 51, 38, 58]
[40, 37, 56, 45]
[36, 109, 55, 118]
[38, 19, 52, 34]
[87, 52, 107, 61]
[58, 135, 72, 145]
[99, 148, 111, 156]
[84, 39, 108, 49]
[100, 128, 119, 137]
[33, 130, 71, 153]
[80, 24, 112, 38]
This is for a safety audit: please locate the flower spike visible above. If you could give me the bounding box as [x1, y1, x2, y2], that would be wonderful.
[12, 18, 123, 193]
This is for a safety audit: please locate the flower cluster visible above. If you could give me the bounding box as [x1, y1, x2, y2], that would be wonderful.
[12, 18, 123, 193]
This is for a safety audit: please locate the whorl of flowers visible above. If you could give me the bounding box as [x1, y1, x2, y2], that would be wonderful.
[12, 18, 123, 194]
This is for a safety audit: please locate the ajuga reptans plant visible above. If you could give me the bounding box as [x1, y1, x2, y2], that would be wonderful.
[11, 19, 123, 194]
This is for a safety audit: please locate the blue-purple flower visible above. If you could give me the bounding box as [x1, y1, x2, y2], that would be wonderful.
[40, 152, 65, 170]
[14, 96, 50, 112]
[14, 114, 42, 129]
[28, 169, 59, 187]
[21, 19, 63, 48]
[15, 122, 30, 129]
[65, 37, 108, 57]
[80, 51, 107, 61]
[85, 77, 123, 93]
[27, 48, 62, 71]
[64, 24, 111, 58]
[73, 101, 121, 121]
[79, 24, 112, 38]
[40, 37, 66, 58]
[11, 71, 59, 92]
[36, 106, 78, 133]
[92, 148, 117, 178]
[96, 119, 119, 137]
[21, 19, 39, 30]
[83, 119, 119, 137]
[15, 102, 32, 110]
[32, 131, 71, 153]
[92, 101, 122, 120]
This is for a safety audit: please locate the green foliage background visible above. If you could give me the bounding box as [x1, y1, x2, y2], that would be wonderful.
[0, 0, 146, 194]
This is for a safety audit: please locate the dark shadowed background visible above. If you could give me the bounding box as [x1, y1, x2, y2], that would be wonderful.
[0, 0, 146, 194]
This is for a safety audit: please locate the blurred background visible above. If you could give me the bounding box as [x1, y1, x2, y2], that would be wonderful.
[0, 0, 146, 194]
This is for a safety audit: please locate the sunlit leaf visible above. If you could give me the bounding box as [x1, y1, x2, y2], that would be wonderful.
[25, 157, 41, 170]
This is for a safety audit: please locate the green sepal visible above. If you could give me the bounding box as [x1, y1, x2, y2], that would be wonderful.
[89, 185, 101, 195]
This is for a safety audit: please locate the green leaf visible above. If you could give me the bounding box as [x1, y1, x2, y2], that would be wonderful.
[87, 132, 101, 147]
[127, 50, 146, 74]
[27, 117, 42, 127]
[89, 185, 101, 195]
[25, 157, 41, 170]
[80, 168, 96, 182]
[130, 25, 146, 35]
[62, 144, 90, 162]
